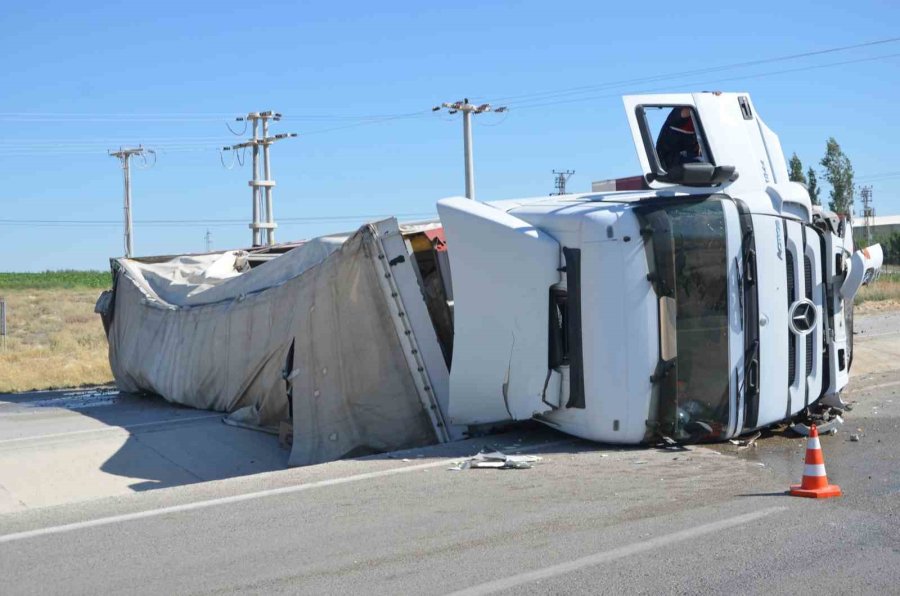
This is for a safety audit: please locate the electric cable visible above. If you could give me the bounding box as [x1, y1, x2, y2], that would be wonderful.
[481, 36, 900, 106]
[506, 52, 900, 111]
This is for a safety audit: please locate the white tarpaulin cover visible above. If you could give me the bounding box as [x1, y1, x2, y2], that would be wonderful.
[100, 222, 439, 466]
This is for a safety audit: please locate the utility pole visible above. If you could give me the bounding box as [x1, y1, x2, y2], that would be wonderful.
[860, 185, 874, 244]
[552, 170, 575, 195]
[224, 111, 297, 246]
[205, 229, 212, 253]
[433, 99, 507, 201]
[108, 146, 150, 258]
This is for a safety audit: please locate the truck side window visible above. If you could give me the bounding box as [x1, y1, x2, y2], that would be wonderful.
[638, 105, 714, 176]
[656, 107, 707, 170]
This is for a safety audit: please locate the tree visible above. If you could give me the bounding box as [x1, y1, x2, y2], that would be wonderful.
[788, 153, 807, 184]
[820, 137, 855, 216]
[806, 167, 821, 206]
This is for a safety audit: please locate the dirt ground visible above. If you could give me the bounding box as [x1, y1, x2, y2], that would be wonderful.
[856, 298, 900, 315]
[0, 289, 113, 392]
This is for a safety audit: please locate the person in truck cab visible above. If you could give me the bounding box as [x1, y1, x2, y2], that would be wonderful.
[656, 107, 704, 171]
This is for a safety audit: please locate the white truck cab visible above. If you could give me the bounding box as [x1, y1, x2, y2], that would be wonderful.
[437, 92, 883, 443]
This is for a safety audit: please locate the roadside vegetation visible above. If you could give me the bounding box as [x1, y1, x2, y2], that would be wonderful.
[0, 271, 113, 393]
[856, 269, 900, 309]
[0, 270, 112, 290]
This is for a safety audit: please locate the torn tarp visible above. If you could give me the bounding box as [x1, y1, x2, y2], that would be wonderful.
[99, 220, 444, 466]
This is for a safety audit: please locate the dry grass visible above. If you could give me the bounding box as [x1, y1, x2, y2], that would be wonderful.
[855, 270, 900, 312]
[0, 289, 113, 392]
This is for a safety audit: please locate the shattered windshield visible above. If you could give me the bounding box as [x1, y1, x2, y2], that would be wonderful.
[638, 198, 731, 441]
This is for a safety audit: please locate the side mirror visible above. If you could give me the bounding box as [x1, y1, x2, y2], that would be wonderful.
[654, 163, 737, 187]
[841, 244, 884, 301]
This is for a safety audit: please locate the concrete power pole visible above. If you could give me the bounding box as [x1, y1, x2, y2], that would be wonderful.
[205, 229, 212, 253]
[108, 146, 150, 258]
[860, 185, 874, 244]
[224, 111, 297, 246]
[552, 170, 575, 195]
[433, 99, 507, 201]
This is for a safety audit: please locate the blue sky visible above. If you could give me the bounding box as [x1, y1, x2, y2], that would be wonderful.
[1, 0, 898, 270]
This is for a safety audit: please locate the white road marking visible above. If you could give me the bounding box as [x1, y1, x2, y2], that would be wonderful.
[0, 439, 573, 544]
[0, 414, 223, 446]
[446, 506, 787, 596]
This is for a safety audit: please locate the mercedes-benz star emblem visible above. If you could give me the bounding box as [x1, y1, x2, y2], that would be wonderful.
[789, 299, 817, 335]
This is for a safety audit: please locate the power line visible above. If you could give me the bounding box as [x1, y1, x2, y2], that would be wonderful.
[0, 136, 238, 144]
[3, 37, 896, 126]
[0, 50, 895, 159]
[300, 111, 430, 136]
[505, 52, 900, 111]
[481, 36, 900, 106]
[0, 38, 896, 167]
[857, 170, 900, 181]
[0, 111, 434, 124]
[0, 212, 436, 227]
[0, 144, 223, 156]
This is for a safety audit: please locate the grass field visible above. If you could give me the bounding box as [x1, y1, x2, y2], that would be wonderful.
[855, 269, 900, 311]
[1, 272, 113, 393]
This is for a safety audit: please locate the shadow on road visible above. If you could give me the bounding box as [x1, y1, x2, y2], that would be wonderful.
[0, 388, 288, 504]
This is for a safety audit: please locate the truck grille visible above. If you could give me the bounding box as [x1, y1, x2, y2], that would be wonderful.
[786, 250, 796, 386]
[804, 255, 814, 377]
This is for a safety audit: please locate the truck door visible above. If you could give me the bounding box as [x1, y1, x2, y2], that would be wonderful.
[622, 92, 784, 195]
[437, 197, 560, 424]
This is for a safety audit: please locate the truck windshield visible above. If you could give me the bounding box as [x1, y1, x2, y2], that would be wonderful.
[638, 198, 730, 441]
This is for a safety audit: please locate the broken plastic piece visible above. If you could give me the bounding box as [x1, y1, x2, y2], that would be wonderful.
[447, 449, 542, 471]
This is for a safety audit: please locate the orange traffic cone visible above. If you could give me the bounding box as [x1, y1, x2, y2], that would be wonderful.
[790, 424, 842, 498]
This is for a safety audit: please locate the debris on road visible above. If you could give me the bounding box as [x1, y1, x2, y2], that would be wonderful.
[448, 449, 542, 471]
[728, 431, 762, 449]
[657, 436, 690, 451]
[22, 389, 120, 410]
[851, 434, 861, 442]
[790, 405, 845, 437]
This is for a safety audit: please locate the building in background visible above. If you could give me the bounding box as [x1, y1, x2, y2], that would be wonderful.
[869, 214, 900, 237]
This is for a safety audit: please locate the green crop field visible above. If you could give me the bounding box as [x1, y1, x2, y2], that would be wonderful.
[0, 270, 112, 290]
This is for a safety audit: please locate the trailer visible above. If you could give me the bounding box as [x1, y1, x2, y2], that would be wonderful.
[98, 92, 883, 465]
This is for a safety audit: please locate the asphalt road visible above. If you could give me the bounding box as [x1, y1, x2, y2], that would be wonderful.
[1, 314, 898, 595]
[0, 389, 287, 513]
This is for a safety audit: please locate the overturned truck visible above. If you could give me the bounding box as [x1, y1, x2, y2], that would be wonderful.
[98, 92, 883, 466]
